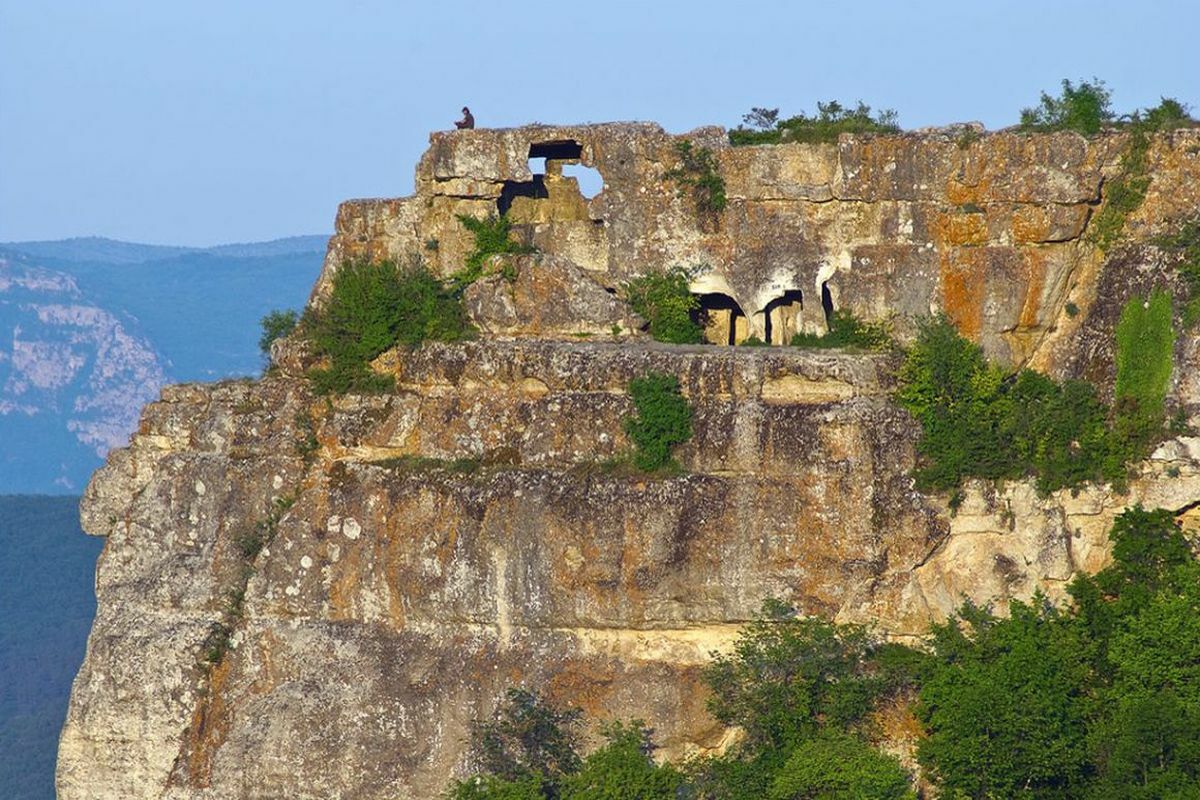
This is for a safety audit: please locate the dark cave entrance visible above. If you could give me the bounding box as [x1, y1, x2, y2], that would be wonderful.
[820, 281, 835, 327]
[693, 293, 748, 345]
[499, 139, 603, 215]
[763, 289, 805, 345]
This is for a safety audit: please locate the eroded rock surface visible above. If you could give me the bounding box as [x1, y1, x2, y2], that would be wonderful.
[61, 123, 1200, 799]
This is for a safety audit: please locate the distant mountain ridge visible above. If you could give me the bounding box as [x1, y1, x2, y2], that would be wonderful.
[0, 235, 326, 493]
[0, 235, 328, 265]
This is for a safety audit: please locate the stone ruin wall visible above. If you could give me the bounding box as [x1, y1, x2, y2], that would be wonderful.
[319, 121, 1200, 372]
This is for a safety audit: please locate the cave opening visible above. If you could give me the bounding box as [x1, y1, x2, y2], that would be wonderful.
[498, 175, 547, 216]
[693, 293, 748, 345]
[500, 139, 603, 214]
[763, 289, 805, 345]
[820, 281, 835, 326]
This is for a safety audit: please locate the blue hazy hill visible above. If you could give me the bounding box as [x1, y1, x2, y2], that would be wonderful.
[0, 236, 326, 493]
[0, 495, 102, 799]
[0, 235, 328, 265]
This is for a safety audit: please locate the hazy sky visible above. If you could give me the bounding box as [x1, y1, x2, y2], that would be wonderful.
[1, 1, 1196, 245]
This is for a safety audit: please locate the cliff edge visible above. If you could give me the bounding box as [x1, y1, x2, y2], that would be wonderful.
[59, 122, 1200, 798]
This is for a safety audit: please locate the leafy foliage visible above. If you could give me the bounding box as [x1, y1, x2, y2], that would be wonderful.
[1089, 125, 1151, 251]
[895, 314, 1165, 493]
[258, 308, 298, 358]
[768, 733, 915, 800]
[470, 688, 582, 784]
[454, 213, 535, 289]
[623, 267, 703, 344]
[304, 258, 472, 395]
[623, 372, 693, 472]
[559, 722, 682, 800]
[918, 508, 1200, 798]
[1019, 78, 1114, 134]
[790, 309, 892, 350]
[730, 101, 900, 146]
[663, 140, 727, 216]
[703, 600, 910, 752]
[917, 599, 1092, 798]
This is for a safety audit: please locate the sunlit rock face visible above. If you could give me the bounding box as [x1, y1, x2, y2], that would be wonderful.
[0, 258, 165, 490]
[60, 124, 1200, 799]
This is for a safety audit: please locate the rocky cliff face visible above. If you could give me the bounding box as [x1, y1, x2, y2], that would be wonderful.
[61, 124, 1200, 798]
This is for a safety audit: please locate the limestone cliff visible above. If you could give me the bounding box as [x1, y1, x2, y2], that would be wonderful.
[61, 123, 1200, 799]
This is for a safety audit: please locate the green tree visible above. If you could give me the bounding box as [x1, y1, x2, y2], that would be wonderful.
[704, 600, 898, 752]
[623, 372, 693, 471]
[1020, 78, 1114, 134]
[916, 599, 1091, 799]
[471, 689, 582, 784]
[895, 315, 1016, 488]
[448, 773, 548, 800]
[768, 733, 914, 800]
[560, 722, 682, 800]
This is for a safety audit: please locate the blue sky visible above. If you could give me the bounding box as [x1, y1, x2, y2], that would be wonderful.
[1, 0, 1196, 245]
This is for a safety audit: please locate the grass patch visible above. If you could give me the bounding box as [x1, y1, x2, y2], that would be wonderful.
[623, 266, 704, 344]
[304, 258, 473, 395]
[729, 101, 900, 146]
[624, 372, 693, 472]
[790, 310, 893, 350]
[1114, 290, 1175, 451]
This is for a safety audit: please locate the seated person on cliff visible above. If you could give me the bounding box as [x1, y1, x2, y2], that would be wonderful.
[455, 106, 474, 129]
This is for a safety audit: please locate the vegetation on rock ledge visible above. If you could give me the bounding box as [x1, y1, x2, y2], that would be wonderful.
[664, 140, 727, 217]
[896, 314, 1170, 493]
[623, 267, 704, 344]
[454, 213, 535, 289]
[790, 309, 893, 350]
[730, 101, 900, 146]
[623, 372, 693, 472]
[304, 258, 473, 395]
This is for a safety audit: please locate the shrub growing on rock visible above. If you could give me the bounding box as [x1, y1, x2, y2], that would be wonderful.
[623, 372, 693, 471]
[454, 213, 535, 289]
[305, 258, 472, 395]
[1019, 78, 1114, 134]
[790, 309, 892, 350]
[258, 308, 298, 359]
[623, 267, 704, 344]
[895, 313, 1167, 493]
